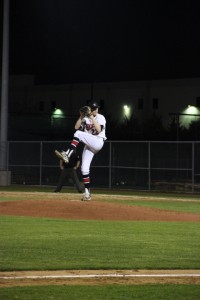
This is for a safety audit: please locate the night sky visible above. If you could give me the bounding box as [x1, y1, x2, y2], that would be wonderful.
[1, 0, 200, 84]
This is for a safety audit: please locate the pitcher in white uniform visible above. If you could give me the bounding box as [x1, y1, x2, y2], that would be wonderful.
[55, 102, 106, 201]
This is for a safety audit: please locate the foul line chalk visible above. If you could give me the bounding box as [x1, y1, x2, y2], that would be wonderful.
[1, 273, 200, 280]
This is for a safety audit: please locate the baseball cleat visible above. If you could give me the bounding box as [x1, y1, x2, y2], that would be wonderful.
[54, 150, 69, 163]
[82, 193, 91, 201]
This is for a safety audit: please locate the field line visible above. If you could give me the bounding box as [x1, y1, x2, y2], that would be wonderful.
[1, 273, 200, 280]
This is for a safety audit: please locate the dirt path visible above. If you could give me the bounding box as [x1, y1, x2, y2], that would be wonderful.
[1, 270, 200, 286]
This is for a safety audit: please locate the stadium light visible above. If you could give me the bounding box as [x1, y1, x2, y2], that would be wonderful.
[123, 105, 131, 119]
[52, 108, 63, 118]
[180, 105, 200, 128]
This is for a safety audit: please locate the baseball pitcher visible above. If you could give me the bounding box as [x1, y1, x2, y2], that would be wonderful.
[55, 102, 106, 201]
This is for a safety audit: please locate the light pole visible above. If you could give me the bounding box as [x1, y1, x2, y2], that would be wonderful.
[0, 0, 11, 185]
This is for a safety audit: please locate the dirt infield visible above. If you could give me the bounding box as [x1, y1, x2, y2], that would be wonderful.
[0, 191, 200, 286]
[0, 191, 200, 222]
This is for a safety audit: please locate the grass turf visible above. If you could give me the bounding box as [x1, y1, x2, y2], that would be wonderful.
[0, 216, 199, 271]
[0, 285, 200, 300]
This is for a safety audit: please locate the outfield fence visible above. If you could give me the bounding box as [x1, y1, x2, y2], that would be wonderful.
[2, 141, 200, 193]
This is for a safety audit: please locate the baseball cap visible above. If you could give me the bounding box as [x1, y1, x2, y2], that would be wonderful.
[89, 101, 100, 111]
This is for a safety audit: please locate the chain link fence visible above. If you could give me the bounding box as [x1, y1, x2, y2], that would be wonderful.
[2, 140, 200, 193]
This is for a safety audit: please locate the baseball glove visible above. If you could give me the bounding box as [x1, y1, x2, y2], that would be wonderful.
[79, 106, 92, 118]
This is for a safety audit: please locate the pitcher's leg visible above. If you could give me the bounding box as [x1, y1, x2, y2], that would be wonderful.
[75, 131, 103, 153]
[66, 137, 80, 157]
[55, 131, 103, 163]
[55, 136, 80, 163]
[81, 147, 94, 200]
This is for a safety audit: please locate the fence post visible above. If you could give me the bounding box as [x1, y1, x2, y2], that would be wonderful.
[148, 142, 151, 191]
[109, 141, 112, 189]
[39, 141, 43, 186]
[192, 142, 194, 193]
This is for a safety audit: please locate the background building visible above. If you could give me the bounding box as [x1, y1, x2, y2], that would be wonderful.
[2, 75, 200, 140]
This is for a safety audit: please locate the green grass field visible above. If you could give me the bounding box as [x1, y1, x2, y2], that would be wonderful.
[0, 186, 200, 299]
[0, 285, 200, 300]
[0, 216, 200, 270]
